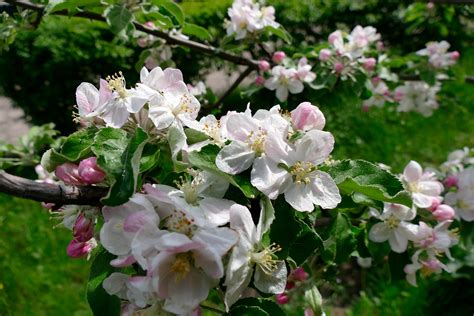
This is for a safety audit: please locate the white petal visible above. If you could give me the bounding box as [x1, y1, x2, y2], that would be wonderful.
[100, 218, 133, 256]
[276, 86, 288, 102]
[197, 197, 235, 226]
[295, 130, 334, 165]
[216, 141, 255, 174]
[310, 171, 342, 209]
[368, 222, 390, 243]
[251, 156, 290, 199]
[225, 113, 259, 142]
[284, 184, 315, 212]
[101, 102, 130, 128]
[148, 105, 175, 130]
[389, 230, 408, 253]
[404, 161, 422, 183]
[76, 82, 99, 117]
[224, 260, 252, 311]
[254, 261, 287, 294]
[229, 204, 258, 246]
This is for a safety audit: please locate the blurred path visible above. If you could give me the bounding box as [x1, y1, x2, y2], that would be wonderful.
[0, 97, 29, 143]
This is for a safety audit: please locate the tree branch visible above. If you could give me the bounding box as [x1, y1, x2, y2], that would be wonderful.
[6, 0, 260, 69]
[0, 170, 107, 206]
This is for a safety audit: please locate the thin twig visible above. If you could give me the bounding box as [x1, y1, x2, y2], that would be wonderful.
[6, 0, 260, 69]
[0, 170, 107, 205]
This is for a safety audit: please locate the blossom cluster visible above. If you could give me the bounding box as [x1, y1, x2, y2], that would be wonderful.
[367, 151, 474, 286]
[257, 52, 316, 102]
[48, 65, 345, 314]
[226, 0, 279, 40]
[416, 41, 460, 69]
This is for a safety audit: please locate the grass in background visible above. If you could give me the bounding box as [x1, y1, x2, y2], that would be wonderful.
[0, 193, 90, 315]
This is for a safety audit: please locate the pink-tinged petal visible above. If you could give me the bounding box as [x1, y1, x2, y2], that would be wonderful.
[156, 232, 203, 253]
[288, 79, 304, 94]
[404, 161, 422, 183]
[123, 211, 158, 233]
[76, 82, 99, 116]
[55, 163, 83, 185]
[264, 77, 279, 90]
[291, 102, 326, 131]
[78, 157, 106, 184]
[101, 103, 130, 128]
[225, 113, 259, 142]
[224, 255, 253, 311]
[264, 131, 293, 165]
[193, 246, 224, 279]
[110, 255, 136, 267]
[419, 181, 444, 196]
[100, 218, 133, 256]
[131, 224, 163, 269]
[412, 193, 434, 208]
[216, 141, 255, 175]
[102, 272, 129, 298]
[310, 171, 341, 209]
[99, 79, 112, 106]
[369, 222, 390, 243]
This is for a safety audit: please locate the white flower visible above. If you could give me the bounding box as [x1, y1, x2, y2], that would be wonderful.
[103, 273, 157, 308]
[264, 66, 304, 102]
[149, 227, 238, 314]
[368, 203, 418, 253]
[251, 129, 341, 212]
[75, 79, 111, 119]
[224, 203, 287, 310]
[296, 58, 316, 83]
[348, 25, 380, 50]
[188, 81, 206, 96]
[445, 167, 474, 221]
[404, 250, 449, 286]
[394, 81, 441, 117]
[440, 147, 474, 173]
[402, 160, 444, 208]
[216, 105, 289, 174]
[100, 194, 161, 266]
[412, 221, 458, 260]
[416, 41, 458, 69]
[362, 79, 392, 108]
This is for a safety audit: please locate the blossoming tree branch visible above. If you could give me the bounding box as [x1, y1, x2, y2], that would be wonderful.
[0, 0, 473, 315]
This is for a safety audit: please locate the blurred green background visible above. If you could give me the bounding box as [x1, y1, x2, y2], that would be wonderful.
[0, 0, 473, 315]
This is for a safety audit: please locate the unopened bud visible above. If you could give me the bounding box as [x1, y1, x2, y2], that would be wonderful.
[255, 76, 265, 86]
[334, 62, 344, 74]
[258, 60, 270, 71]
[444, 175, 458, 188]
[55, 163, 83, 185]
[66, 238, 96, 258]
[319, 49, 331, 61]
[291, 102, 326, 131]
[428, 196, 443, 211]
[362, 58, 376, 72]
[78, 157, 106, 185]
[73, 213, 94, 242]
[276, 293, 290, 305]
[291, 267, 309, 281]
[450, 51, 460, 61]
[433, 204, 455, 221]
[272, 51, 286, 64]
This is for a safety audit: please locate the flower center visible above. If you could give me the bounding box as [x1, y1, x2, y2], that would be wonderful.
[171, 252, 193, 282]
[166, 210, 195, 236]
[385, 215, 400, 229]
[106, 72, 128, 99]
[246, 128, 267, 155]
[251, 243, 282, 274]
[458, 199, 470, 210]
[290, 161, 316, 185]
[407, 181, 420, 193]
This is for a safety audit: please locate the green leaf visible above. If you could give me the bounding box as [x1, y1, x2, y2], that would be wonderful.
[182, 23, 213, 41]
[92, 127, 149, 206]
[44, 0, 100, 14]
[324, 159, 412, 207]
[41, 148, 68, 173]
[86, 246, 121, 316]
[184, 128, 210, 145]
[145, 11, 174, 29]
[321, 212, 356, 264]
[105, 5, 134, 34]
[139, 143, 160, 173]
[229, 298, 285, 316]
[161, 1, 185, 26]
[60, 127, 97, 162]
[187, 144, 258, 199]
[270, 197, 322, 264]
[420, 68, 437, 86]
[263, 26, 292, 44]
[304, 285, 323, 315]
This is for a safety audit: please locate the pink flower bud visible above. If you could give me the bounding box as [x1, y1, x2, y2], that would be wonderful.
[328, 31, 340, 45]
[66, 239, 96, 258]
[255, 76, 265, 86]
[78, 157, 106, 185]
[272, 51, 286, 64]
[73, 213, 94, 242]
[450, 51, 460, 61]
[424, 258, 441, 271]
[286, 281, 295, 290]
[258, 60, 270, 72]
[319, 49, 331, 61]
[55, 163, 83, 185]
[42, 202, 55, 210]
[362, 58, 376, 72]
[291, 267, 309, 281]
[371, 76, 381, 85]
[433, 204, 455, 221]
[428, 196, 443, 211]
[276, 293, 289, 305]
[304, 308, 315, 316]
[291, 102, 326, 131]
[334, 62, 344, 74]
[444, 175, 458, 188]
[144, 21, 156, 29]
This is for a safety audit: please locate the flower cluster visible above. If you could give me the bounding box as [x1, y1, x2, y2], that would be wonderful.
[261, 55, 316, 102]
[368, 157, 470, 286]
[394, 81, 441, 117]
[226, 0, 280, 40]
[416, 41, 460, 69]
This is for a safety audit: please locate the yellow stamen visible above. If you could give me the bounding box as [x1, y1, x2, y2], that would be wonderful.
[106, 72, 128, 99]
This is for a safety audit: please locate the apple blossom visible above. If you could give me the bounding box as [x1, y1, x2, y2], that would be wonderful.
[362, 79, 392, 109]
[67, 238, 97, 258]
[445, 167, 474, 221]
[369, 203, 418, 253]
[361, 57, 376, 72]
[264, 66, 304, 101]
[416, 41, 459, 69]
[75, 79, 111, 119]
[224, 204, 287, 310]
[55, 162, 83, 186]
[432, 204, 455, 221]
[251, 129, 341, 211]
[255, 75, 265, 86]
[412, 221, 458, 259]
[401, 160, 444, 208]
[319, 48, 331, 61]
[296, 58, 316, 83]
[258, 60, 270, 71]
[276, 293, 290, 304]
[404, 250, 448, 286]
[272, 51, 286, 63]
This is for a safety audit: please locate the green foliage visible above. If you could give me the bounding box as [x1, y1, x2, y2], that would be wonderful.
[92, 127, 149, 206]
[86, 246, 121, 316]
[105, 5, 134, 35]
[325, 159, 412, 207]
